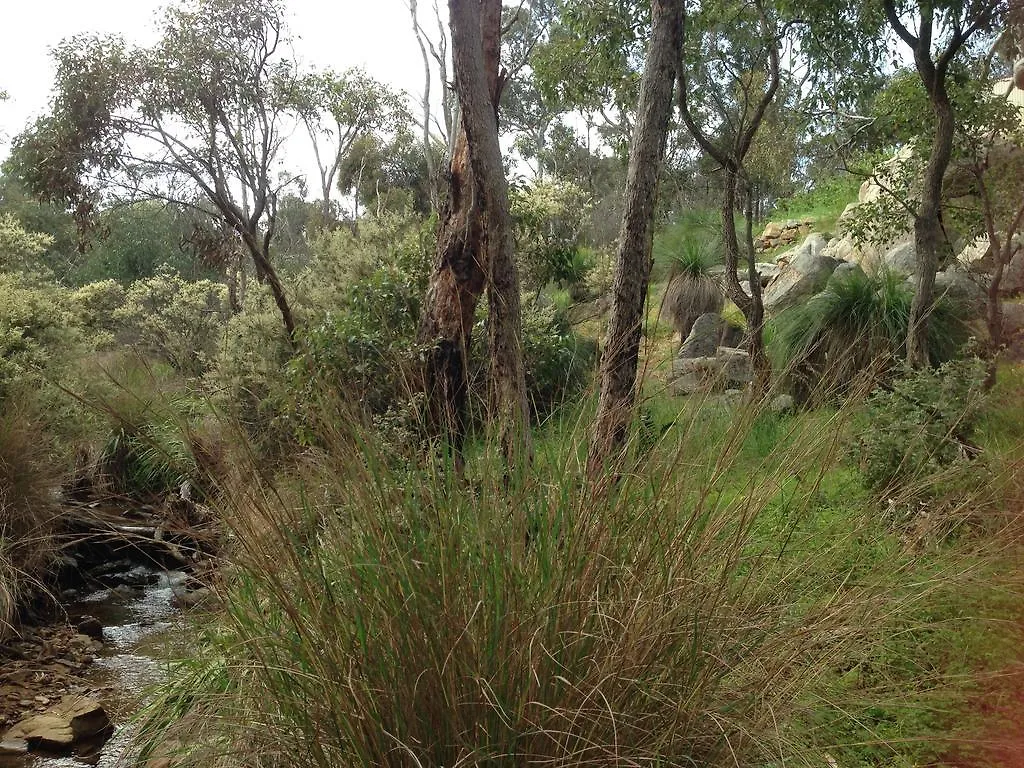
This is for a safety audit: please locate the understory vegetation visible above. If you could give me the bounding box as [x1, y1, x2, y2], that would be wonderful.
[1, 0, 1023, 765]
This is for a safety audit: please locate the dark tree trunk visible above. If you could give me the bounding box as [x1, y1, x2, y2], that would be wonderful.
[418, 0, 519, 457]
[587, 0, 684, 478]
[241, 230, 297, 350]
[743, 182, 770, 391]
[907, 91, 954, 368]
[449, 0, 530, 463]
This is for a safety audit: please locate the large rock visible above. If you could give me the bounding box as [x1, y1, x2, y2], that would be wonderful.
[882, 242, 918, 276]
[1004, 247, 1024, 295]
[820, 235, 859, 263]
[670, 347, 751, 395]
[0, 738, 29, 755]
[678, 313, 727, 358]
[763, 251, 840, 313]
[933, 270, 986, 314]
[5, 697, 111, 752]
[830, 262, 867, 284]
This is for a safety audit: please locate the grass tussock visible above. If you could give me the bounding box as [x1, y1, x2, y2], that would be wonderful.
[0, 396, 61, 639]
[137, 383, 1024, 768]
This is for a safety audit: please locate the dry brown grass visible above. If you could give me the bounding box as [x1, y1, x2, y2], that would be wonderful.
[0, 402, 61, 639]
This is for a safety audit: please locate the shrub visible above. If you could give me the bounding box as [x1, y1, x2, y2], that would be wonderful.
[207, 286, 294, 450]
[510, 180, 591, 292]
[858, 356, 987, 492]
[69, 279, 126, 349]
[114, 266, 230, 376]
[0, 271, 78, 401]
[770, 269, 970, 402]
[471, 300, 596, 423]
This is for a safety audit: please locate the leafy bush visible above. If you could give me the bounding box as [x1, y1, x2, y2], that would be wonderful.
[0, 271, 77, 400]
[471, 300, 596, 423]
[207, 286, 294, 450]
[858, 356, 987, 492]
[770, 268, 970, 402]
[510, 179, 591, 292]
[0, 212, 53, 271]
[69, 279, 126, 348]
[296, 264, 424, 421]
[114, 266, 230, 376]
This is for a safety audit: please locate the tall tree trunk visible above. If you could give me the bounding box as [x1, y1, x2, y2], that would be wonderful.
[417, 0, 506, 455]
[241, 231, 297, 349]
[907, 88, 954, 368]
[587, 0, 684, 479]
[742, 181, 770, 391]
[449, 0, 530, 463]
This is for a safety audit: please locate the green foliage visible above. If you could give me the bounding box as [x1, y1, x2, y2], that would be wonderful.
[113, 267, 229, 376]
[510, 179, 591, 292]
[517, 301, 597, 421]
[208, 286, 293, 448]
[0, 271, 77, 400]
[135, 391, 1024, 768]
[0, 213, 53, 271]
[858, 356, 987, 492]
[73, 202, 200, 285]
[770, 268, 970, 400]
[772, 172, 862, 225]
[652, 208, 722, 281]
[69, 279, 125, 348]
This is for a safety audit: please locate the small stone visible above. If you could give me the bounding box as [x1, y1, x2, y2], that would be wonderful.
[76, 616, 104, 641]
[770, 394, 795, 414]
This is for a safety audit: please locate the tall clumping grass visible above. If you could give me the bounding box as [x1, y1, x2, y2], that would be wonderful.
[770, 268, 970, 403]
[136, 380, 1024, 767]
[0, 393, 61, 639]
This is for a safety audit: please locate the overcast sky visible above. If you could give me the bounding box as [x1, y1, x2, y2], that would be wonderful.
[0, 0, 437, 165]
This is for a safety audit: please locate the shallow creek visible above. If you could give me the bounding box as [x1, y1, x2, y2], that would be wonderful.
[1, 568, 186, 768]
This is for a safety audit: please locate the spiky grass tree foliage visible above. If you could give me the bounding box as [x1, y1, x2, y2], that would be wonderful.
[771, 269, 969, 403]
[661, 240, 725, 346]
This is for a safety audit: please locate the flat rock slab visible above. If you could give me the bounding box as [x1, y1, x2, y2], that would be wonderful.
[4, 696, 111, 752]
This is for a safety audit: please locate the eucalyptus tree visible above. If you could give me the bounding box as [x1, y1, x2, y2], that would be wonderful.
[588, 0, 684, 477]
[292, 68, 409, 226]
[5, 0, 304, 345]
[676, 0, 788, 391]
[879, 0, 1008, 367]
[418, 0, 530, 463]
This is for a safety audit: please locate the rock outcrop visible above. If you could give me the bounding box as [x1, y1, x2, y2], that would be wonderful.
[670, 347, 752, 396]
[762, 250, 840, 312]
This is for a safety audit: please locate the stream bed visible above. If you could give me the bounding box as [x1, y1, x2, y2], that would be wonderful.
[1, 567, 187, 768]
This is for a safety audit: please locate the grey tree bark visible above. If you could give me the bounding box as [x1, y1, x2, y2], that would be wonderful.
[587, 0, 684, 479]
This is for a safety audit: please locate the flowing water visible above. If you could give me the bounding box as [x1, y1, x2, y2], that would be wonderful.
[1, 568, 186, 768]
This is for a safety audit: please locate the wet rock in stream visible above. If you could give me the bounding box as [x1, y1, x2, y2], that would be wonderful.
[0, 568, 187, 767]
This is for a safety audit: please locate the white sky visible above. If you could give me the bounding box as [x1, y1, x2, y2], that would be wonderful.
[0, 0, 437, 170]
